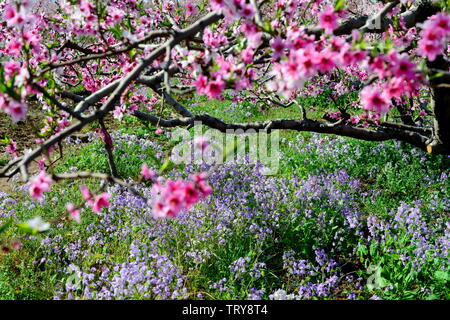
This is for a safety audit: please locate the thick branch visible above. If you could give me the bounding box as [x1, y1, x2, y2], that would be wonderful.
[133, 111, 432, 153]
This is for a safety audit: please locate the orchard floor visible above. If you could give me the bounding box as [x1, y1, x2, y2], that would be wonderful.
[0, 110, 119, 193]
[0, 112, 39, 194]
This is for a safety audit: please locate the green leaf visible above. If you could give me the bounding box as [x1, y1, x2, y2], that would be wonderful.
[97, 0, 106, 17]
[334, 0, 346, 10]
[0, 67, 6, 93]
[429, 72, 445, 80]
[129, 48, 137, 59]
[356, 244, 368, 259]
[0, 221, 11, 234]
[378, 277, 390, 288]
[369, 242, 377, 257]
[17, 222, 35, 235]
[160, 18, 172, 28]
[17, 218, 50, 235]
[159, 158, 176, 174]
[404, 271, 414, 284]
[0, 136, 10, 144]
[434, 270, 449, 282]
[262, 20, 272, 33]
[108, 26, 123, 39]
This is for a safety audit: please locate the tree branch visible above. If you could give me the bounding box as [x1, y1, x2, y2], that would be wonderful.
[133, 110, 431, 152]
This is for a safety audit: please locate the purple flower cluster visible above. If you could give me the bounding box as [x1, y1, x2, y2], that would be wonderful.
[367, 199, 450, 272]
[280, 248, 340, 299]
[0, 192, 17, 221]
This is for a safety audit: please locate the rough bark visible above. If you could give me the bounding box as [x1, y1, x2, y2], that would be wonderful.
[427, 55, 450, 154]
[133, 111, 431, 152]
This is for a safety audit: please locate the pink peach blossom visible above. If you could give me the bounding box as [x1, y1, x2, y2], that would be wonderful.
[360, 86, 391, 114]
[141, 163, 156, 180]
[29, 171, 52, 201]
[92, 193, 110, 213]
[319, 6, 339, 35]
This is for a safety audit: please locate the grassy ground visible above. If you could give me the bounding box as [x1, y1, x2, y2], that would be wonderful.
[0, 94, 449, 300]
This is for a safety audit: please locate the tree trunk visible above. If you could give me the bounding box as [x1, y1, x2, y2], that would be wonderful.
[427, 55, 450, 155]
